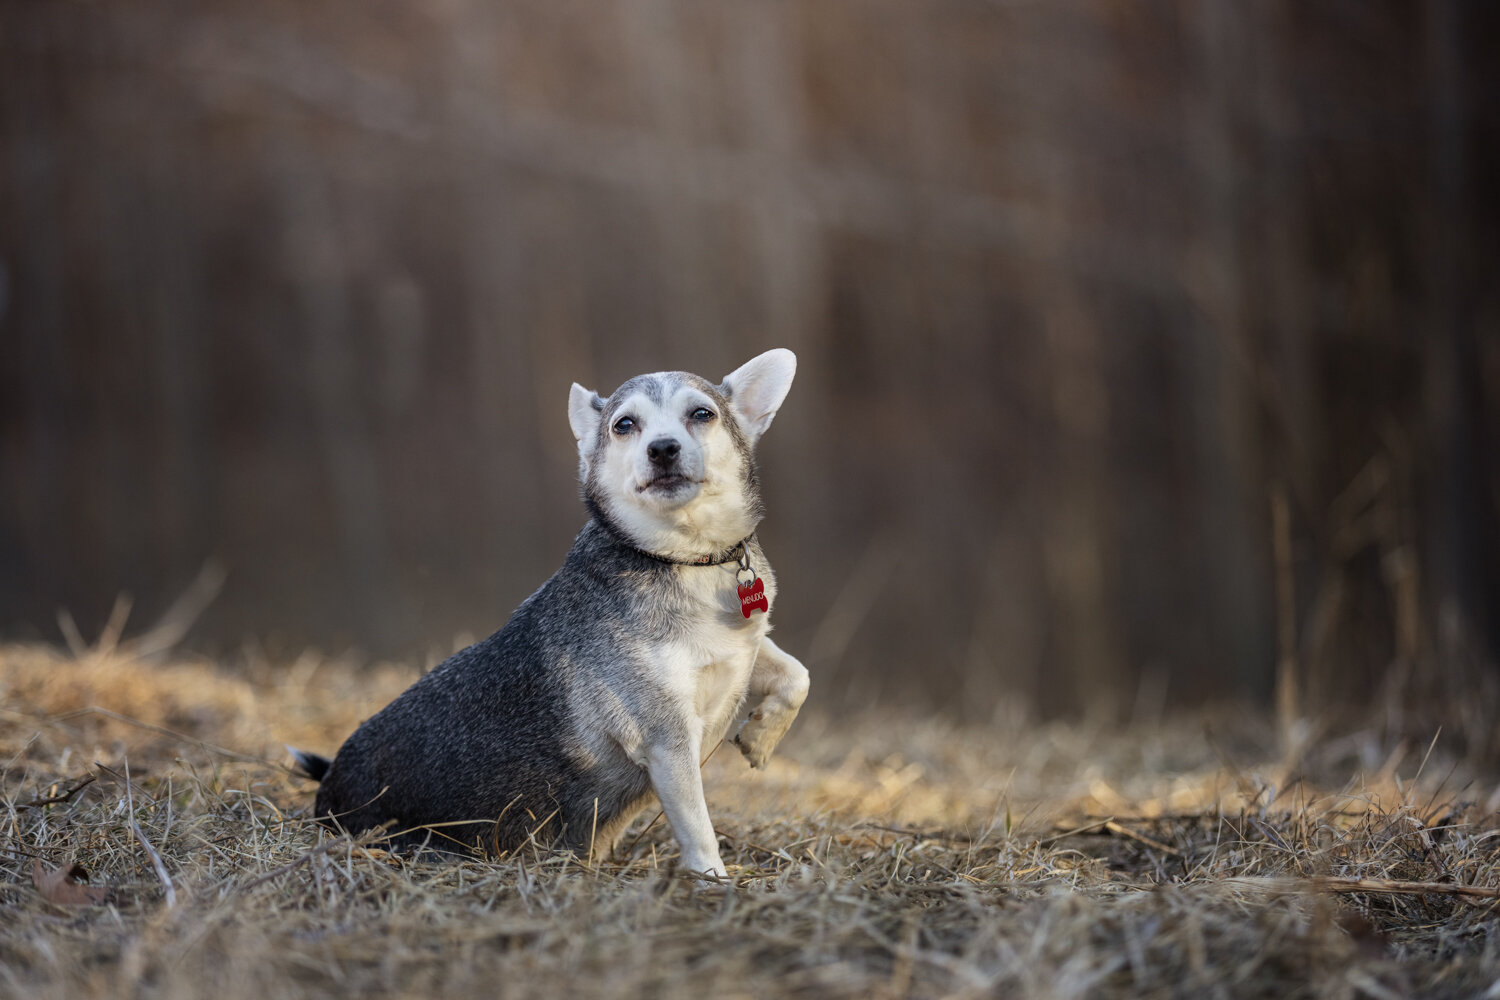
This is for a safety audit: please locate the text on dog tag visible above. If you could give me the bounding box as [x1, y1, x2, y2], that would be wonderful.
[738, 577, 769, 618]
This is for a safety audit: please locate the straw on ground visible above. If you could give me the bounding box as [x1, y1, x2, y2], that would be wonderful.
[3, 641, 1499, 999]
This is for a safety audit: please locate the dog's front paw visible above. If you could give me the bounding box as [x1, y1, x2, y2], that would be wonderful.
[683, 854, 728, 883]
[733, 715, 778, 769]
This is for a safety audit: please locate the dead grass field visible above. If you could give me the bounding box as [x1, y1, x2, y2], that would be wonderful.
[4, 640, 1500, 999]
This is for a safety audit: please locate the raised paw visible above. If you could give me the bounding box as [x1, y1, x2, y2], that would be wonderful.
[733, 713, 782, 769]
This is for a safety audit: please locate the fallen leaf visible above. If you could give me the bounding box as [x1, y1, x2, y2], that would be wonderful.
[31, 859, 109, 906]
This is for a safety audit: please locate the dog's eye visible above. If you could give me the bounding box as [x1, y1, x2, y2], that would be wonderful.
[689, 407, 715, 423]
[612, 416, 636, 435]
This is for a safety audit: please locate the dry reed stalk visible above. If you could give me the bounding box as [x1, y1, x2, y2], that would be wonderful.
[1312, 876, 1500, 900]
[1271, 483, 1300, 742]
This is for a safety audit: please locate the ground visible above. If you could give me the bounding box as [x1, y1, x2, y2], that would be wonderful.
[2, 641, 1499, 999]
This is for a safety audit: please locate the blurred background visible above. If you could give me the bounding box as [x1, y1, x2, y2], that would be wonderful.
[1, 0, 1496, 720]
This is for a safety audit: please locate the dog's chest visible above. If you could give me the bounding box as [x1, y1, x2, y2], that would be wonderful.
[654, 569, 773, 723]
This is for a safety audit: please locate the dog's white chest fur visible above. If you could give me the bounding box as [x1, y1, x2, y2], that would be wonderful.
[653, 568, 774, 746]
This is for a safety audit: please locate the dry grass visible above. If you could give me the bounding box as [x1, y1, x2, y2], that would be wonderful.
[3, 641, 1500, 999]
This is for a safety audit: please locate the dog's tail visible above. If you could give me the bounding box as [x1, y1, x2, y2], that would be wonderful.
[286, 745, 332, 782]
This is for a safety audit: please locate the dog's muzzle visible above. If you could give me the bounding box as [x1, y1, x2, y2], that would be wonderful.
[637, 437, 702, 495]
[647, 437, 681, 469]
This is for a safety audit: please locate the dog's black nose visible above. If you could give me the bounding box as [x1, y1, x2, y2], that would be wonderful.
[647, 438, 681, 467]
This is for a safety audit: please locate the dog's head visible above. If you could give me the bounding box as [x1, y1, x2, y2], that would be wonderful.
[568, 349, 796, 558]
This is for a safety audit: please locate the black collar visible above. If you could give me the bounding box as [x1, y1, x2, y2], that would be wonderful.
[621, 535, 753, 567]
[587, 501, 754, 567]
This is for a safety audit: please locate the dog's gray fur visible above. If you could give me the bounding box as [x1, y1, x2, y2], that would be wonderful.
[296, 350, 809, 876]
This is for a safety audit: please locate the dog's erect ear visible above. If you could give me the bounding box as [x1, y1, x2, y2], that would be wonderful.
[568, 383, 605, 444]
[721, 349, 796, 442]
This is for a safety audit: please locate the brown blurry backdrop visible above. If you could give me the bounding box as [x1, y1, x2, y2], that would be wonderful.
[1, 0, 1497, 718]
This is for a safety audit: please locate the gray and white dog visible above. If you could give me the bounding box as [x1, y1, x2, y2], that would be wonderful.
[292, 349, 809, 878]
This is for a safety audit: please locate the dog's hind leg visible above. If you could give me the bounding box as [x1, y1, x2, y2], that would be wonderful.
[733, 638, 810, 769]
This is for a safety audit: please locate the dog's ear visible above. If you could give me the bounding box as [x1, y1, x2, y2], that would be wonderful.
[722, 349, 796, 442]
[569, 383, 606, 478]
[568, 383, 605, 444]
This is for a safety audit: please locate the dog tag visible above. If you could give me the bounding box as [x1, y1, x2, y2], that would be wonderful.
[738, 576, 769, 618]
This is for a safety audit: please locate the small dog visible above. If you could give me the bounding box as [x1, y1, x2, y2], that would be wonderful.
[292, 349, 809, 878]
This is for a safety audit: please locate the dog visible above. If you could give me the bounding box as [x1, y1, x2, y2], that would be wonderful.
[291, 349, 809, 879]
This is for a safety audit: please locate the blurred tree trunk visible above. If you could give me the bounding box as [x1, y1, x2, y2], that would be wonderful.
[1186, 0, 1272, 703]
[1423, 0, 1499, 665]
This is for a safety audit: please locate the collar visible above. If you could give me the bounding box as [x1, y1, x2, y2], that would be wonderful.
[587, 504, 755, 567]
[622, 536, 753, 567]
[612, 527, 756, 566]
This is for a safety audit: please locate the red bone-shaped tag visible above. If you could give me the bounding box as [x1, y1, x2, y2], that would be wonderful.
[738, 577, 769, 618]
